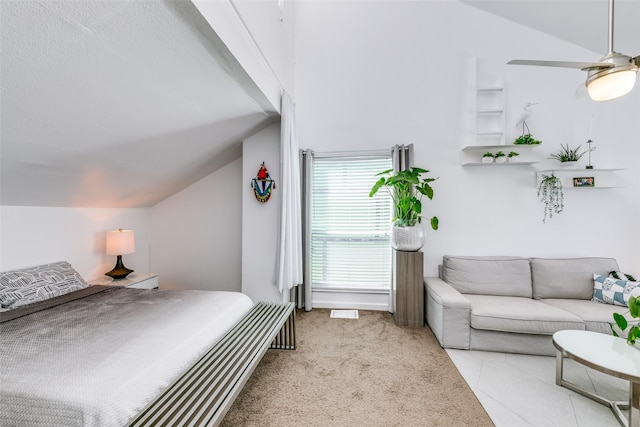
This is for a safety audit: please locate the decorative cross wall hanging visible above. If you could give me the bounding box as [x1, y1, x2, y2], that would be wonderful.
[251, 162, 276, 203]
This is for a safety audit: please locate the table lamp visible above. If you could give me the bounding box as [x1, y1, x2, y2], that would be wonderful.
[105, 229, 135, 279]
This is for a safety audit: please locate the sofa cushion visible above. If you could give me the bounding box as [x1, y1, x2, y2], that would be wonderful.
[466, 295, 584, 335]
[592, 274, 640, 307]
[442, 256, 532, 298]
[540, 298, 626, 335]
[531, 257, 619, 300]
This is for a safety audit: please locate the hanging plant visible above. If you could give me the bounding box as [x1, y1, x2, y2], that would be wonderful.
[537, 174, 563, 223]
[513, 133, 542, 145]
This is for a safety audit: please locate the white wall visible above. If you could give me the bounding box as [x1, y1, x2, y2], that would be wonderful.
[242, 123, 283, 303]
[294, 1, 640, 276]
[0, 206, 150, 280]
[149, 158, 242, 291]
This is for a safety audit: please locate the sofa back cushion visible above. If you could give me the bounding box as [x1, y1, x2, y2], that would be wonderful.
[441, 256, 532, 298]
[531, 257, 619, 300]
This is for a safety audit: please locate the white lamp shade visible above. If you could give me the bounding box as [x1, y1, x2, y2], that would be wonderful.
[106, 229, 135, 255]
[587, 70, 637, 101]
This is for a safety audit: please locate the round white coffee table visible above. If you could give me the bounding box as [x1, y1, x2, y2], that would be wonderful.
[553, 330, 640, 427]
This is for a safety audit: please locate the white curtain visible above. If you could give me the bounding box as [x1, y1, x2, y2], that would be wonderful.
[276, 92, 303, 293]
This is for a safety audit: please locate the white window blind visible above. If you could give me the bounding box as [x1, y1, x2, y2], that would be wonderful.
[311, 155, 392, 291]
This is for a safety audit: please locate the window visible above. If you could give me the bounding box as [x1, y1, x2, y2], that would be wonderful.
[310, 154, 393, 292]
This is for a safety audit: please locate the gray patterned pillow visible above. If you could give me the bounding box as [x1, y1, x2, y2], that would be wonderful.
[0, 261, 88, 310]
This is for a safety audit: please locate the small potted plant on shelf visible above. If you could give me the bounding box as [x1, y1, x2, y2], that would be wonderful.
[548, 143, 586, 169]
[537, 173, 563, 223]
[494, 151, 506, 163]
[369, 167, 439, 251]
[513, 134, 542, 145]
[482, 152, 495, 163]
[507, 151, 520, 162]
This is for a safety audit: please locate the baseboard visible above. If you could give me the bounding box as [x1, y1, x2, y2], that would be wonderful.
[311, 300, 389, 311]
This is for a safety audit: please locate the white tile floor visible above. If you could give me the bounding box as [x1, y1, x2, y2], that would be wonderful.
[447, 349, 630, 427]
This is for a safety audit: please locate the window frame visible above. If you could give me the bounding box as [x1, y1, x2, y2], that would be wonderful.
[309, 150, 393, 294]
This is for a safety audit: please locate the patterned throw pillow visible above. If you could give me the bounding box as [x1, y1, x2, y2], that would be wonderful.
[0, 261, 88, 310]
[609, 271, 638, 282]
[593, 274, 640, 307]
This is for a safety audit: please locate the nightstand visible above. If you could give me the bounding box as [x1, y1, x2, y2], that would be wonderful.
[89, 273, 159, 289]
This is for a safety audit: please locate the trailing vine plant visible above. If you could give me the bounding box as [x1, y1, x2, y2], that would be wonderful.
[537, 174, 563, 223]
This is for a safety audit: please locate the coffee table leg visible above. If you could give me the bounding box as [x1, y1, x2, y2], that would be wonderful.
[556, 349, 564, 385]
[631, 381, 640, 427]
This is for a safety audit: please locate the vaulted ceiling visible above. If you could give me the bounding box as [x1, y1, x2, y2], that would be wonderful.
[464, 0, 639, 57]
[1, 0, 277, 208]
[1, 1, 638, 208]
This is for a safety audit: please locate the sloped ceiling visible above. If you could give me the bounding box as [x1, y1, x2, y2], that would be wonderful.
[1, 0, 278, 208]
[1, 1, 638, 209]
[463, 0, 639, 57]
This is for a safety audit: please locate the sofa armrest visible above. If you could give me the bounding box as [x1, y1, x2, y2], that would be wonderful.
[425, 276, 471, 350]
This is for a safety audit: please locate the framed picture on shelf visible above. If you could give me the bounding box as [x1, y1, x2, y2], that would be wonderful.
[573, 177, 595, 187]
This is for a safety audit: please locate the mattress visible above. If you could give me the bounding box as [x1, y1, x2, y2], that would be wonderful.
[0, 286, 253, 426]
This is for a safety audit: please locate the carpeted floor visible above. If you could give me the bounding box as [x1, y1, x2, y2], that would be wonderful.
[220, 309, 494, 426]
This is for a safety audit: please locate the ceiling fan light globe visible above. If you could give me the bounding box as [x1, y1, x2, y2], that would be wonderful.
[587, 69, 637, 101]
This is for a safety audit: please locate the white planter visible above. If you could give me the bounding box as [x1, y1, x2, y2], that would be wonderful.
[392, 224, 424, 251]
[560, 161, 578, 169]
[507, 156, 519, 162]
[495, 157, 507, 163]
[482, 157, 494, 163]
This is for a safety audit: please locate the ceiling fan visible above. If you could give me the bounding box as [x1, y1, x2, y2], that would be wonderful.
[507, 0, 639, 101]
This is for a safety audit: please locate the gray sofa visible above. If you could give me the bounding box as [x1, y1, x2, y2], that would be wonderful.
[425, 256, 627, 356]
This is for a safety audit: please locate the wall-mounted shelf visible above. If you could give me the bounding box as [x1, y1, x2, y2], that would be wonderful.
[463, 161, 538, 166]
[461, 144, 540, 151]
[470, 56, 506, 146]
[461, 144, 540, 166]
[473, 88, 505, 146]
[535, 169, 623, 189]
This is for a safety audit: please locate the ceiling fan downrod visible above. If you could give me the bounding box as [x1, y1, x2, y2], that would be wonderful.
[607, 0, 614, 54]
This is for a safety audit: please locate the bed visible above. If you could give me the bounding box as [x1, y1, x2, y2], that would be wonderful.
[0, 262, 293, 427]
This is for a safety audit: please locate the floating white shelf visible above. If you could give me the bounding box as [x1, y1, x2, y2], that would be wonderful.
[461, 144, 540, 151]
[461, 144, 540, 166]
[535, 168, 624, 188]
[476, 87, 503, 92]
[462, 161, 538, 166]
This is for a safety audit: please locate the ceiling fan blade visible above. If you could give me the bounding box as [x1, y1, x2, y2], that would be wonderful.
[507, 59, 613, 70]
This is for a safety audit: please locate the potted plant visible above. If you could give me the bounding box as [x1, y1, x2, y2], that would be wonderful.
[537, 173, 563, 223]
[369, 167, 438, 251]
[482, 152, 494, 163]
[548, 143, 586, 168]
[612, 296, 640, 346]
[513, 134, 541, 145]
[507, 151, 520, 162]
[494, 151, 506, 163]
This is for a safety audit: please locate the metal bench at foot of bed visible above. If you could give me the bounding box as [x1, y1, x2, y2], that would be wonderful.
[128, 302, 296, 427]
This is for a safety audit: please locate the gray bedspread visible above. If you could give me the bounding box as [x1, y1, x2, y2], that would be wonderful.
[0, 286, 253, 426]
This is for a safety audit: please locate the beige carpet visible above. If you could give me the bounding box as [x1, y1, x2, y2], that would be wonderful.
[220, 309, 494, 426]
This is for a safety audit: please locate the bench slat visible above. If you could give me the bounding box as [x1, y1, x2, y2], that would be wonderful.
[129, 302, 295, 427]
